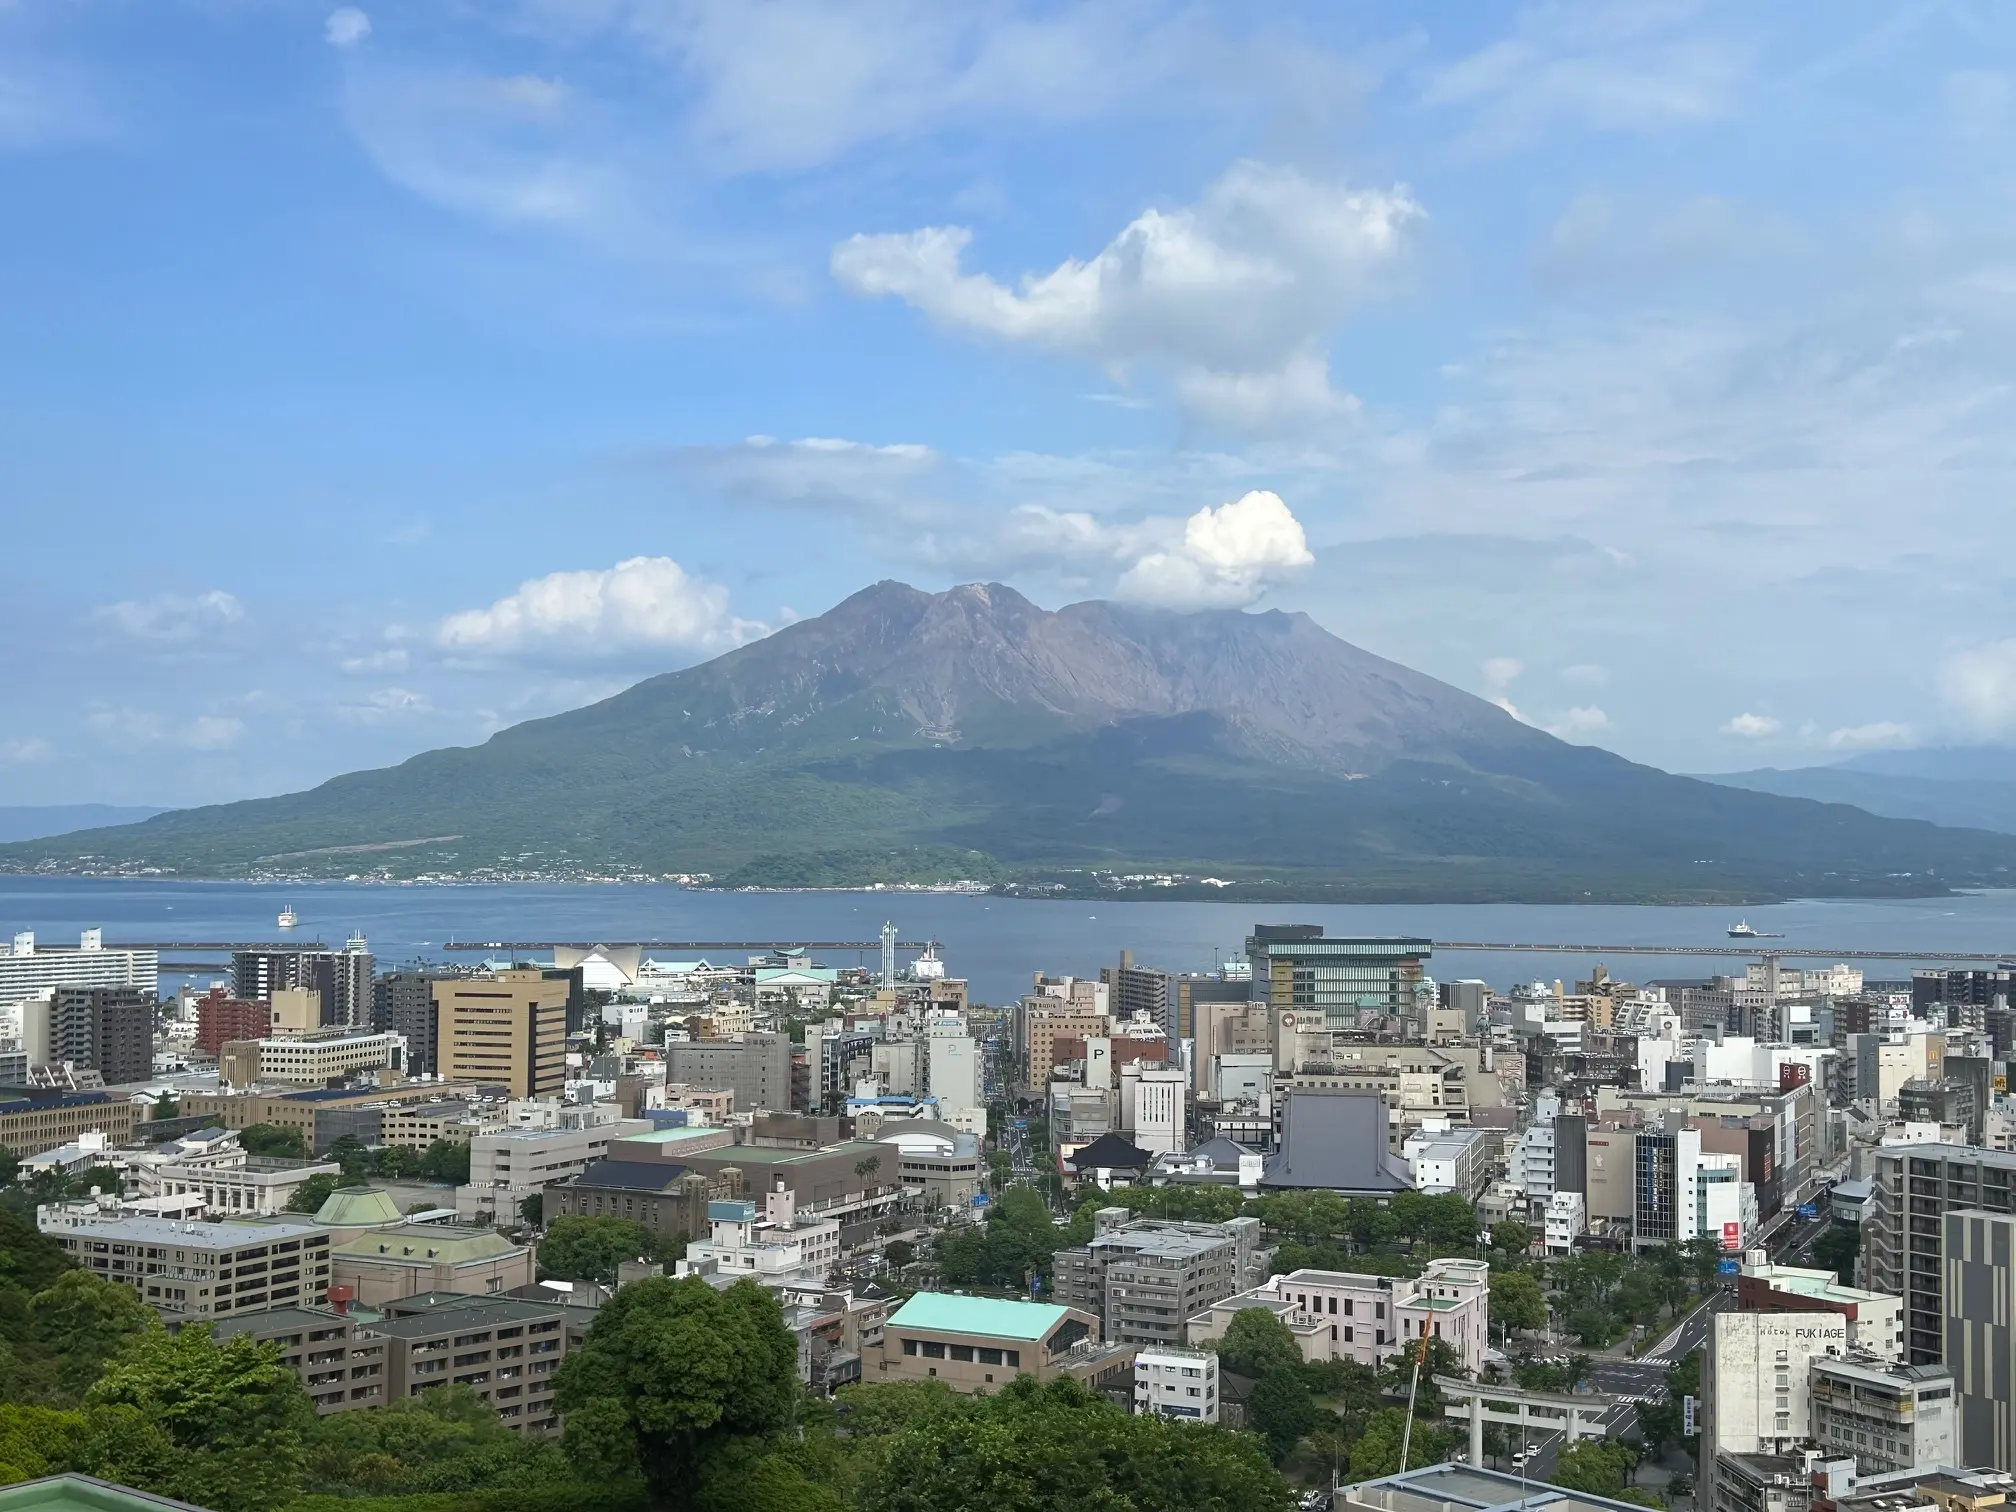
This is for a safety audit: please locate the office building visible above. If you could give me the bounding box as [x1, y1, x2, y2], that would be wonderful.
[0, 930, 157, 1010]
[922, 1017, 981, 1120]
[1102, 952, 1178, 1040]
[50, 985, 153, 1084]
[0, 1086, 138, 1157]
[149, 1153, 344, 1217]
[1737, 1263, 1905, 1361]
[1809, 1354, 1955, 1474]
[435, 971, 567, 1098]
[38, 1210, 333, 1317]
[221, 1028, 404, 1089]
[1187, 1258, 1491, 1374]
[1244, 926, 1431, 1032]
[233, 943, 374, 1028]
[1052, 1212, 1269, 1347]
[1544, 1191, 1586, 1253]
[374, 971, 450, 1074]
[1133, 1347, 1219, 1422]
[664, 1031, 795, 1114]
[1699, 1310, 1849, 1512]
[193, 989, 270, 1058]
[1945, 1208, 2016, 1469]
[1866, 1143, 2016, 1365]
[1121, 1061, 1186, 1156]
[1017, 1002, 1111, 1093]
[874, 1292, 1134, 1395]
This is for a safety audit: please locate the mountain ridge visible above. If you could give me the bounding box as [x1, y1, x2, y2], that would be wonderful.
[9, 581, 2016, 902]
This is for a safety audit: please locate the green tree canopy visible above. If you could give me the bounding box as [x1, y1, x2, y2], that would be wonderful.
[555, 1275, 800, 1507]
[285, 1173, 342, 1214]
[1248, 1367, 1321, 1464]
[1491, 1269, 1549, 1334]
[1490, 1220, 1533, 1255]
[538, 1216, 669, 1286]
[1349, 1407, 1455, 1480]
[237, 1124, 309, 1160]
[1214, 1307, 1305, 1380]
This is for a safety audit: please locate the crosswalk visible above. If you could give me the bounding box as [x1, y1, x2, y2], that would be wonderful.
[1614, 1393, 1665, 1405]
[1637, 1357, 1675, 1368]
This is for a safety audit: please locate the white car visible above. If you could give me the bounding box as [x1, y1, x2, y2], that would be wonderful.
[1510, 1452, 1533, 1468]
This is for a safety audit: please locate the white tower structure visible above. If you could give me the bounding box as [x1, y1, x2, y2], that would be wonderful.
[881, 921, 897, 987]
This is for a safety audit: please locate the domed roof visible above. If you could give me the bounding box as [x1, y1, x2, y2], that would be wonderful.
[315, 1186, 403, 1227]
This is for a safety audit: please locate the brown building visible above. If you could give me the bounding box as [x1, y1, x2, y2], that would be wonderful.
[207, 1305, 388, 1414]
[361, 1292, 594, 1432]
[874, 1291, 1134, 1394]
[1019, 1007, 1111, 1093]
[193, 989, 270, 1058]
[435, 971, 567, 1098]
[53, 985, 154, 1085]
[0, 1087, 139, 1157]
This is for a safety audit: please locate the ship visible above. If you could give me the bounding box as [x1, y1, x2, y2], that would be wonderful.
[278, 903, 298, 929]
[1727, 920, 1783, 938]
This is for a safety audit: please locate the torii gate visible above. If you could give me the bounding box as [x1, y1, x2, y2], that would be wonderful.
[1434, 1376, 1622, 1468]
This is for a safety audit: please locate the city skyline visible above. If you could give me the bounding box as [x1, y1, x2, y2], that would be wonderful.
[4, 2, 2015, 807]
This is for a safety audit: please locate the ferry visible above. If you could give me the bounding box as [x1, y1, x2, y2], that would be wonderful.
[1727, 920, 1783, 938]
[278, 904, 298, 929]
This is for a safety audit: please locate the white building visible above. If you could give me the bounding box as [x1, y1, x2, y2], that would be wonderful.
[1509, 1120, 1557, 1208]
[1405, 1124, 1489, 1198]
[1133, 1347, 1219, 1422]
[1698, 1154, 1759, 1251]
[150, 1154, 343, 1216]
[678, 1186, 841, 1287]
[0, 930, 158, 1012]
[457, 1114, 649, 1221]
[1739, 1263, 1905, 1361]
[1121, 1062, 1186, 1157]
[1544, 1191, 1585, 1254]
[1186, 1257, 1491, 1375]
[1700, 1310, 1850, 1512]
[1808, 1354, 1953, 1473]
[923, 1015, 980, 1119]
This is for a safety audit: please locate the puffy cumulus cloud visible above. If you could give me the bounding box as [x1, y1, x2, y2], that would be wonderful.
[92, 590, 245, 643]
[87, 710, 245, 750]
[1115, 490, 1313, 610]
[1546, 706, 1611, 741]
[832, 160, 1419, 430]
[326, 8, 370, 48]
[1940, 640, 2016, 735]
[1826, 721, 1913, 750]
[1723, 712, 1781, 738]
[437, 556, 762, 659]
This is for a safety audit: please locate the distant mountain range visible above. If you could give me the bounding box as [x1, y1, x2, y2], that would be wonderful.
[1704, 748, 2016, 837]
[0, 805, 168, 844]
[9, 582, 2016, 901]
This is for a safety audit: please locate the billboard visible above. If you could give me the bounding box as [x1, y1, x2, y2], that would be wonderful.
[1722, 1220, 1743, 1250]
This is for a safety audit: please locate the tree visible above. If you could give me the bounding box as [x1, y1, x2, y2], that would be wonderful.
[86, 1322, 317, 1512]
[1554, 1440, 1657, 1505]
[1568, 1305, 1619, 1348]
[237, 1125, 308, 1160]
[419, 1139, 471, 1183]
[150, 1094, 179, 1122]
[1380, 1338, 1466, 1414]
[1490, 1220, 1533, 1256]
[1249, 1367, 1321, 1464]
[849, 1373, 1288, 1512]
[538, 1216, 666, 1286]
[520, 1193, 544, 1227]
[883, 1240, 915, 1270]
[285, 1174, 341, 1214]
[1491, 1269, 1549, 1334]
[1813, 1222, 1860, 1287]
[0, 1144, 17, 1187]
[853, 1154, 883, 1184]
[1215, 1307, 1306, 1381]
[27, 1272, 153, 1400]
[555, 1276, 800, 1507]
[1349, 1406, 1454, 1479]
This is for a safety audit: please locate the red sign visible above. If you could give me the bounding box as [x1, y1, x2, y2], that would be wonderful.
[1722, 1221, 1742, 1250]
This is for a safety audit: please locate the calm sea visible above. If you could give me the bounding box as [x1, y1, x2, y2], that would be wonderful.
[9, 877, 2016, 1005]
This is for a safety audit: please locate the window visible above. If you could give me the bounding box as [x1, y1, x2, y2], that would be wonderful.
[921, 1341, 946, 1359]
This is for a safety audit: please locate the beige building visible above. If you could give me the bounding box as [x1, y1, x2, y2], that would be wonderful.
[332, 1223, 535, 1305]
[183, 1082, 490, 1151]
[0, 1088, 138, 1157]
[381, 1099, 504, 1148]
[221, 1028, 404, 1089]
[436, 971, 568, 1098]
[208, 1305, 389, 1415]
[269, 987, 321, 1034]
[39, 1209, 332, 1317]
[1020, 1006, 1111, 1092]
[875, 1291, 1134, 1394]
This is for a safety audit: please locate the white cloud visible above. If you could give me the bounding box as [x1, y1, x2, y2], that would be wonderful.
[92, 590, 245, 643]
[1115, 490, 1314, 610]
[0, 736, 50, 762]
[88, 710, 245, 750]
[325, 8, 371, 48]
[832, 160, 1419, 430]
[1546, 706, 1611, 740]
[1723, 712, 1781, 738]
[1826, 721, 1913, 750]
[668, 435, 937, 519]
[1482, 657, 1524, 689]
[1940, 641, 2016, 735]
[438, 556, 761, 658]
[1560, 663, 1610, 687]
[340, 648, 409, 674]
[339, 687, 433, 724]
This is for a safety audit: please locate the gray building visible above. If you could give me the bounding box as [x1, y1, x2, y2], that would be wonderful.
[666, 1031, 796, 1113]
[1051, 1211, 1271, 1346]
[1944, 1208, 2016, 1469]
[374, 971, 449, 1074]
[52, 985, 153, 1084]
[233, 946, 374, 1028]
[1809, 1353, 1955, 1474]
[1867, 1142, 2016, 1365]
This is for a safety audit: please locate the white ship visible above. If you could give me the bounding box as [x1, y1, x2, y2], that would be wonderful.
[1727, 920, 1783, 938]
[277, 904, 298, 929]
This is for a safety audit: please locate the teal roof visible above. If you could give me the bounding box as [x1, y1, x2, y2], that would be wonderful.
[887, 1292, 1070, 1342]
[0, 1478, 212, 1512]
[626, 1126, 726, 1144]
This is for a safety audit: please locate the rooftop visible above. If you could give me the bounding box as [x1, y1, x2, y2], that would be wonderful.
[887, 1291, 1072, 1342]
[0, 1478, 213, 1512]
[331, 1224, 523, 1266]
[314, 1187, 404, 1227]
[38, 1213, 328, 1245]
[361, 1296, 588, 1338]
[1340, 1462, 1689, 1512]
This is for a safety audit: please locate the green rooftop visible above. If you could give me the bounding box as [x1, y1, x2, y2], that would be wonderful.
[626, 1126, 730, 1144]
[314, 1187, 403, 1227]
[0, 1477, 210, 1512]
[887, 1292, 1071, 1342]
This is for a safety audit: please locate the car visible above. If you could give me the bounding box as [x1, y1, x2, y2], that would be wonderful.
[1510, 1452, 1533, 1468]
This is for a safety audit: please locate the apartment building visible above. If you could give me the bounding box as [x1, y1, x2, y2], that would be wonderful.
[435, 971, 568, 1098]
[0, 1087, 138, 1157]
[50, 985, 154, 1084]
[1052, 1212, 1270, 1348]
[364, 1293, 593, 1432]
[1018, 1004, 1112, 1093]
[1865, 1142, 2016, 1365]
[193, 989, 270, 1058]
[0, 930, 157, 1011]
[39, 1210, 332, 1316]
[1944, 1207, 2016, 1468]
[1809, 1354, 1955, 1474]
[209, 1306, 388, 1415]
[1133, 1346, 1219, 1422]
[232, 944, 375, 1028]
[374, 971, 450, 1075]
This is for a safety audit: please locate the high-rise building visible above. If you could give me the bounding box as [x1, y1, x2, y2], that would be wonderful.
[1052, 1212, 1269, 1346]
[1102, 952, 1177, 1039]
[1699, 1310, 1850, 1512]
[193, 988, 271, 1058]
[433, 970, 568, 1098]
[1866, 1142, 2016, 1365]
[1944, 1208, 2016, 1468]
[375, 972, 449, 1075]
[233, 942, 374, 1027]
[664, 1031, 795, 1114]
[0, 930, 157, 1010]
[51, 985, 153, 1084]
[1244, 926, 1431, 1032]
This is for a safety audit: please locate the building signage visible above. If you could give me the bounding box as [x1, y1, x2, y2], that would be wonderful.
[1722, 1221, 1742, 1250]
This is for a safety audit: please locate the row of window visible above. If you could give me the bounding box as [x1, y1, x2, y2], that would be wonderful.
[899, 1338, 1021, 1366]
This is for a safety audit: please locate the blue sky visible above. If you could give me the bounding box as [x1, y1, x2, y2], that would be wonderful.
[4, 0, 2016, 807]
